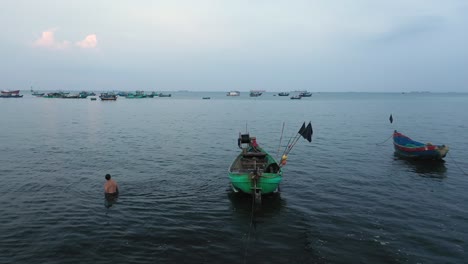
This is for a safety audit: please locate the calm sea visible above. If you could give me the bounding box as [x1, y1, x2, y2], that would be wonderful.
[0, 92, 467, 264]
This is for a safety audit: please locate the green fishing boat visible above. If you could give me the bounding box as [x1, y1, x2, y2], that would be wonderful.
[228, 122, 313, 203]
[228, 135, 283, 195]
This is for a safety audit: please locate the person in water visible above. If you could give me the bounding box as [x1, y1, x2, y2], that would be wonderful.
[104, 174, 119, 194]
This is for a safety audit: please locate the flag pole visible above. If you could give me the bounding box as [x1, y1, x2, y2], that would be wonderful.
[276, 122, 285, 160]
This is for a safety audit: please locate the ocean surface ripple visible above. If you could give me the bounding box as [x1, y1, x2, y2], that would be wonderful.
[0, 92, 467, 263]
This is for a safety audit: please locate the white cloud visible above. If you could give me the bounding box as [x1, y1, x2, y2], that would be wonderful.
[33, 30, 97, 50]
[76, 34, 98, 49]
[34, 29, 70, 50]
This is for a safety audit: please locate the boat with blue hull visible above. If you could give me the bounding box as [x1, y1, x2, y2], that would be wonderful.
[393, 130, 449, 160]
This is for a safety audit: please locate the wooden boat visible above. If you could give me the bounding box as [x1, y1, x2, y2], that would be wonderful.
[0, 90, 23, 98]
[99, 93, 117, 101]
[290, 95, 302, 99]
[228, 122, 313, 203]
[278, 92, 289, 96]
[202, 97, 211, 99]
[1, 90, 20, 95]
[393, 130, 449, 160]
[228, 134, 283, 199]
[158, 93, 171, 97]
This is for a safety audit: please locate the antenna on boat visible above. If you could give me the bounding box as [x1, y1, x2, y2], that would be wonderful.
[279, 122, 313, 167]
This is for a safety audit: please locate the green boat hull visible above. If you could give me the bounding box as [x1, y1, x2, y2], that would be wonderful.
[229, 172, 282, 194]
[228, 147, 282, 195]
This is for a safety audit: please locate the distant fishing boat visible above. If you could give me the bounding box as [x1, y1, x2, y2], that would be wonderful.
[202, 97, 211, 99]
[126, 90, 147, 98]
[393, 130, 449, 160]
[249, 90, 264, 97]
[299, 91, 312, 97]
[228, 122, 312, 203]
[99, 93, 117, 101]
[44, 92, 66, 98]
[158, 93, 171, 97]
[0, 90, 23, 98]
[2, 90, 20, 94]
[77, 91, 92, 98]
[226, 91, 240, 96]
[278, 92, 289, 96]
[62, 94, 81, 99]
[290, 95, 302, 100]
[31, 88, 45, 97]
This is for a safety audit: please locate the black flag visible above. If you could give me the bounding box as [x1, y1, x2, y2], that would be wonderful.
[298, 122, 306, 135]
[389, 114, 393, 124]
[299, 122, 313, 142]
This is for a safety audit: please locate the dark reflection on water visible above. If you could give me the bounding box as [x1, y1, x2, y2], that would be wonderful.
[394, 153, 448, 177]
[227, 191, 326, 264]
[228, 191, 285, 215]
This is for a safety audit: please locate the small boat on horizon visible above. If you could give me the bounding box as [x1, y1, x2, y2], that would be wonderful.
[100, 92, 117, 101]
[393, 130, 449, 160]
[226, 91, 240, 96]
[290, 95, 302, 99]
[249, 90, 264, 97]
[31, 88, 45, 97]
[126, 90, 148, 98]
[278, 92, 289, 96]
[299, 91, 312, 97]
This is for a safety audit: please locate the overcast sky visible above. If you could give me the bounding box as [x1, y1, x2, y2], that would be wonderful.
[1, 0, 467, 92]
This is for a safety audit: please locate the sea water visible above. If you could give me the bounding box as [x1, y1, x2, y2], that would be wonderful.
[0, 92, 467, 263]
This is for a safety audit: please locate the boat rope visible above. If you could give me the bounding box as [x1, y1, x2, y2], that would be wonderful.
[448, 152, 468, 176]
[375, 134, 393, 145]
[243, 195, 256, 264]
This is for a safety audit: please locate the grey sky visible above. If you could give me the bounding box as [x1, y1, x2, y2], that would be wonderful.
[1, 0, 467, 92]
